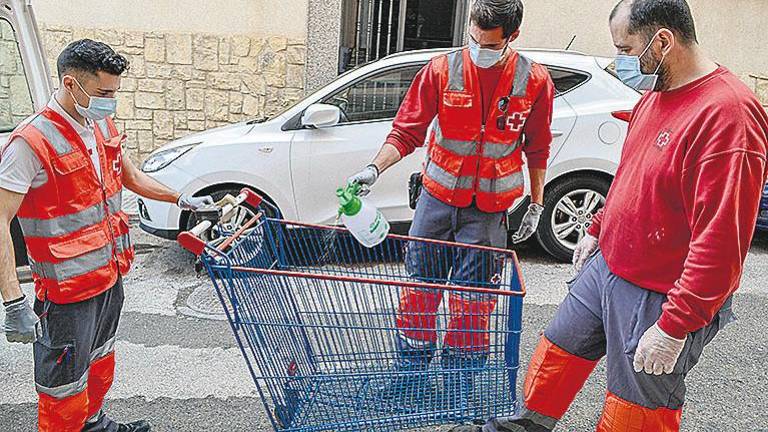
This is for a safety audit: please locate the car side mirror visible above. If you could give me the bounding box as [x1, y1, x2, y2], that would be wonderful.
[301, 104, 341, 129]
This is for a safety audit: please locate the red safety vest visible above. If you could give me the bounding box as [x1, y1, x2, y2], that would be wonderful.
[7, 107, 134, 304]
[422, 49, 549, 213]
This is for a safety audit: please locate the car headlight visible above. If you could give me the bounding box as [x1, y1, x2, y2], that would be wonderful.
[141, 143, 200, 173]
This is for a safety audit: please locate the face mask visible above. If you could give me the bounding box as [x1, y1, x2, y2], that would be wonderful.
[614, 32, 667, 91]
[67, 77, 117, 120]
[469, 38, 508, 69]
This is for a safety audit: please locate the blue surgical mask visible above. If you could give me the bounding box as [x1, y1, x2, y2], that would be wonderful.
[615, 32, 667, 91]
[469, 39, 507, 69]
[68, 77, 118, 120]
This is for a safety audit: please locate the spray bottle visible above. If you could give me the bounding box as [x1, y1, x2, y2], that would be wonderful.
[336, 183, 390, 248]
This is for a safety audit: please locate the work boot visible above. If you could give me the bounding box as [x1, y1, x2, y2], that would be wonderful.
[117, 420, 152, 432]
[449, 417, 552, 432]
[274, 377, 304, 427]
[440, 348, 489, 415]
[370, 334, 436, 409]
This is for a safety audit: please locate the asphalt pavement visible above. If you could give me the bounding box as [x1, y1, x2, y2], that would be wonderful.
[1, 227, 767, 431]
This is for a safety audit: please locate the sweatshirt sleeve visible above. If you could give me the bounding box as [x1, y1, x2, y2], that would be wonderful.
[522, 70, 555, 169]
[657, 112, 767, 338]
[385, 62, 441, 158]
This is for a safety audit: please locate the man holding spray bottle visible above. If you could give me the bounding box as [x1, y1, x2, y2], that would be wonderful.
[348, 0, 554, 408]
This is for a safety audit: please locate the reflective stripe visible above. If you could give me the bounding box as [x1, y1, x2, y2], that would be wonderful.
[86, 410, 104, 424]
[95, 119, 111, 139]
[30, 115, 73, 156]
[33, 243, 114, 281]
[36, 369, 88, 399]
[483, 139, 522, 159]
[447, 50, 464, 91]
[511, 55, 532, 98]
[115, 233, 132, 254]
[425, 162, 474, 190]
[90, 336, 116, 362]
[479, 171, 524, 193]
[434, 122, 476, 156]
[18, 191, 121, 238]
[107, 190, 123, 214]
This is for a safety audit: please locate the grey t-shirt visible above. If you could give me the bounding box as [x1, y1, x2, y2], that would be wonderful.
[0, 96, 102, 194]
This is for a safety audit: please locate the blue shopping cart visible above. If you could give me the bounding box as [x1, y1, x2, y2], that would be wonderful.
[179, 189, 526, 432]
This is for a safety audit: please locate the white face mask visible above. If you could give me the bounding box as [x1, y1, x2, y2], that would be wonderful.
[469, 38, 508, 68]
[66, 77, 118, 120]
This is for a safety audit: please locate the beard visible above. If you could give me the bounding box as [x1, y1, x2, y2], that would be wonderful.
[639, 51, 669, 91]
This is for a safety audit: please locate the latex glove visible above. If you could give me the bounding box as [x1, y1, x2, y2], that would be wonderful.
[572, 233, 599, 273]
[633, 323, 687, 375]
[347, 164, 380, 196]
[4, 296, 41, 344]
[177, 193, 214, 211]
[511, 203, 544, 244]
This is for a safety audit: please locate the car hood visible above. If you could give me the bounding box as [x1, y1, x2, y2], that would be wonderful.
[151, 121, 253, 153]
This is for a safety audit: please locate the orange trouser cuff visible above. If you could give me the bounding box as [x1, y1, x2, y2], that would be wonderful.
[87, 352, 116, 419]
[597, 391, 682, 432]
[523, 336, 599, 419]
[38, 390, 89, 432]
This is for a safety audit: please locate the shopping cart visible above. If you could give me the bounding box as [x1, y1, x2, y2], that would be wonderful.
[179, 189, 526, 432]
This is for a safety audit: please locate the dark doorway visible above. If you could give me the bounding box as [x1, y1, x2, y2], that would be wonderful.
[339, 0, 467, 72]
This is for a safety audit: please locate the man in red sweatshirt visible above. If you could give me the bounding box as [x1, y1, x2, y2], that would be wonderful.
[348, 0, 554, 409]
[455, 0, 768, 431]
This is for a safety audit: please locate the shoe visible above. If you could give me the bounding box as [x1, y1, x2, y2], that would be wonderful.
[484, 417, 553, 432]
[449, 425, 482, 432]
[117, 420, 152, 432]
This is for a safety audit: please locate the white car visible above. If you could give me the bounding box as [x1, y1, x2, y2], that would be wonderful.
[139, 48, 638, 261]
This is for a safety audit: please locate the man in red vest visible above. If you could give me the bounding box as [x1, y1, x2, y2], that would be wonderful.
[0, 40, 212, 431]
[349, 0, 554, 407]
[455, 1, 768, 431]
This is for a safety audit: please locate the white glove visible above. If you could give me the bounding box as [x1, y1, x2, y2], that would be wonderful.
[4, 295, 41, 344]
[633, 323, 687, 375]
[511, 203, 544, 244]
[347, 164, 380, 196]
[348, 165, 379, 187]
[177, 193, 214, 211]
[572, 233, 599, 273]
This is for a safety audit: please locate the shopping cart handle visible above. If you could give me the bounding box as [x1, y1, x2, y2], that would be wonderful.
[178, 188, 265, 255]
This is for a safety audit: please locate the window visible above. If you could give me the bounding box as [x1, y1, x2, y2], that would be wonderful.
[0, 19, 34, 133]
[546, 66, 590, 96]
[323, 64, 423, 123]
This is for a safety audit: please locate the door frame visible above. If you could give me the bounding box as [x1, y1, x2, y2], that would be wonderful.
[395, 0, 467, 51]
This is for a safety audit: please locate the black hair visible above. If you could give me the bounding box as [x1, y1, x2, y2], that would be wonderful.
[610, 0, 698, 44]
[470, 0, 524, 38]
[56, 39, 129, 80]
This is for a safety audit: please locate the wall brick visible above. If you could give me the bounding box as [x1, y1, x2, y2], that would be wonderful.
[116, 93, 135, 119]
[166, 80, 186, 110]
[167, 34, 193, 65]
[231, 35, 250, 58]
[193, 35, 220, 71]
[186, 88, 205, 111]
[204, 90, 230, 121]
[135, 92, 165, 109]
[153, 111, 174, 140]
[140, 78, 165, 93]
[144, 37, 165, 62]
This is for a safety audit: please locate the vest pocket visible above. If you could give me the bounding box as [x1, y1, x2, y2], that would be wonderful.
[51, 152, 89, 176]
[442, 91, 473, 108]
[48, 225, 110, 260]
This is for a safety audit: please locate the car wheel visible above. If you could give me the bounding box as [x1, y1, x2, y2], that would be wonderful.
[535, 175, 610, 263]
[184, 188, 278, 241]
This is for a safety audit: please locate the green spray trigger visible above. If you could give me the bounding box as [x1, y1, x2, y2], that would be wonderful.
[337, 182, 363, 216]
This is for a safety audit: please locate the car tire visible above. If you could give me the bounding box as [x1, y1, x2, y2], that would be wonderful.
[535, 174, 610, 263]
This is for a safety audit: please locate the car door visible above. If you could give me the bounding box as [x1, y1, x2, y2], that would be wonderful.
[290, 62, 428, 225]
[1, 0, 52, 268]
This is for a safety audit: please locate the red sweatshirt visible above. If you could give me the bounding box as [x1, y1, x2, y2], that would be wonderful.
[386, 53, 554, 169]
[588, 67, 768, 338]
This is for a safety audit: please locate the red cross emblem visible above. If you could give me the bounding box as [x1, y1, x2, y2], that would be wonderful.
[506, 112, 528, 132]
[655, 130, 672, 148]
[112, 159, 122, 175]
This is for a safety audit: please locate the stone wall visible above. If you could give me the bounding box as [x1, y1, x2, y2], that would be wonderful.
[0, 21, 35, 130]
[40, 24, 307, 163]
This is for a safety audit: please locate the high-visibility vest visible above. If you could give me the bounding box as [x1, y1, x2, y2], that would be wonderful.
[7, 107, 134, 304]
[422, 49, 550, 213]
